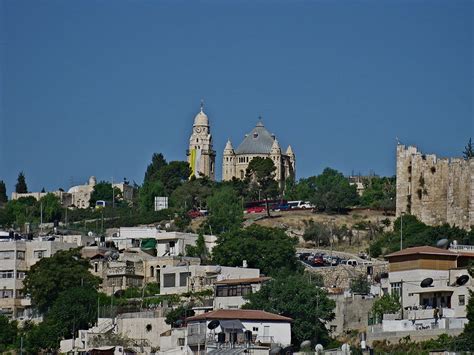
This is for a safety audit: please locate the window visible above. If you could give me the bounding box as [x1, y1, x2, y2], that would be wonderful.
[0, 251, 14, 260]
[16, 289, 25, 298]
[253, 327, 259, 332]
[94, 263, 99, 272]
[0, 270, 14, 279]
[16, 271, 26, 279]
[163, 273, 176, 288]
[179, 272, 191, 287]
[0, 290, 13, 298]
[150, 266, 154, 278]
[16, 251, 25, 260]
[178, 338, 185, 346]
[459, 295, 466, 306]
[390, 282, 402, 299]
[34, 250, 47, 259]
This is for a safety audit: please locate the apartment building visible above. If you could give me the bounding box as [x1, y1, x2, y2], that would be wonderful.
[0, 238, 77, 319]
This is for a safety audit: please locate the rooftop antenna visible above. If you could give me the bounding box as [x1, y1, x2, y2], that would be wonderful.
[200, 99, 204, 112]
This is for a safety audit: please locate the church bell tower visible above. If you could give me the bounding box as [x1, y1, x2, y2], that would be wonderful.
[187, 101, 216, 180]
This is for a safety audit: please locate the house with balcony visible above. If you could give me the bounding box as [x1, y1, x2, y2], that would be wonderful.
[214, 277, 271, 310]
[185, 309, 292, 354]
[368, 245, 474, 345]
[160, 265, 261, 295]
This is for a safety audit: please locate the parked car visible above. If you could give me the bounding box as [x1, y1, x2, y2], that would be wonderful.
[345, 259, 359, 267]
[274, 203, 291, 211]
[288, 200, 315, 210]
[298, 253, 311, 261]
[246, 206, 266, 214]
[312, 255, 325, 267]
[187, 210, 204, 219]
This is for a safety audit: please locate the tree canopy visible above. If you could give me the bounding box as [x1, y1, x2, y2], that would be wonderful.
[243, 272, 335, 348]
[246, 157, 279, 216]
[23, 248, 101, 314]
[310, 168, 359, 212]
[463, 138, 473, 160]
[211, 225, 300, 275]
[0, 180, 7, 204]
[15, 171, 28, 193]
[205, 185, 243, 234]
[39, 193, 62, 223]
[89, 181, 122, 206]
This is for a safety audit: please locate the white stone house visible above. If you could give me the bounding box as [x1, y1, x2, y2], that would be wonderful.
[214, 277, 271, 310]
[160, 265, 260, 295]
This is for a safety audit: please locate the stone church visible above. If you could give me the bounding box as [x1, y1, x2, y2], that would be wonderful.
[222, 120, 295, 186]
[186, 104, 216, 180]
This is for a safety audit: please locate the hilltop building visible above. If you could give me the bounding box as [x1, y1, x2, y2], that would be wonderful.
[222, 120, 295, 187]
[396, 145, 474, 230]
[187, 103, 216, 180]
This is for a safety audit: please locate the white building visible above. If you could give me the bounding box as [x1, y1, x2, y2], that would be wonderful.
[214, 277, 271, 310]
[0, 237, 78, 319]
[160, 265, 260, 295]
[368, 245, 474, 345]
[186, 309, 292, 352]
[110, 227, 217, 255]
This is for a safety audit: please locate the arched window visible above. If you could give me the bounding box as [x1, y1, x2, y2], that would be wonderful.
[150, 266, 155, 278]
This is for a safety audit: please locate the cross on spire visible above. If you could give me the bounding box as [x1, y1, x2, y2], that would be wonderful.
[200, 99, 204, 113]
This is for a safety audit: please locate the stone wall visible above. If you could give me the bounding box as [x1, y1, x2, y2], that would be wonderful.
[396, 145, 473, 230]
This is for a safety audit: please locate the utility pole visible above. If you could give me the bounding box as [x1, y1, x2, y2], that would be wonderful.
[40, 201, 43, 233]
[400, 213, 404, 251]
[112, 177, 115, 208]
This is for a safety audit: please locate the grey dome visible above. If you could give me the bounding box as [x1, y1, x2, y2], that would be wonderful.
[235, 121, 276, 154]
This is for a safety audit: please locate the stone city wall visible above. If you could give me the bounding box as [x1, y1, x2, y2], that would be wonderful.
[396, 145, 473, 230]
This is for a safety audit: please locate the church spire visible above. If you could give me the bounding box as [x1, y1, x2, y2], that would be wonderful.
[200, 99, 204, 113]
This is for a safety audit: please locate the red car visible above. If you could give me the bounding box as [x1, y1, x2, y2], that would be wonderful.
[187, 210, 204, 219]
[246, 206, 266, 214]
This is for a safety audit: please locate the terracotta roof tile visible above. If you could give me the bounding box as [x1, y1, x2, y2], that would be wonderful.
[186, 309, 292, 322]
[385, 246, 458, 259]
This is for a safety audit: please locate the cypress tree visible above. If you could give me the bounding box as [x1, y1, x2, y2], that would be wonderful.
[0, 180, 7, 203]
[15, 172, 28, 193]
[463, 138, 473, 160]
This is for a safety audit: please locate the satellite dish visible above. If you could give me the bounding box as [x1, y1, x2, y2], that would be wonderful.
[111, 252, 120, 260]
[88, 231, 93, 237]
[420, 278, 433, 288]
[300, 340, 311, 349]
[315, 344, 324, 353]
[436, 239, 449, 249]
[208, 320, 220, 330]
[104, 251, 113, 259]
[456, 275, 469, 286]
[269, 347, 282, 354]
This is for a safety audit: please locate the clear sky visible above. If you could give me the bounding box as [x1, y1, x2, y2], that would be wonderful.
[0, 0, 472, 194]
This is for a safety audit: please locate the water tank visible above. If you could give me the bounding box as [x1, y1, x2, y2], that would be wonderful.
[217, 332, 226, 343]
[229, 332, 237, 344]
[244, 330, 252, 342]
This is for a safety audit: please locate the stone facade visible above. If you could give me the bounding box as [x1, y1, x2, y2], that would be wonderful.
[186, 104, 216, 180]
[396, 145, 474, 230]
[222, 121, 295, 187]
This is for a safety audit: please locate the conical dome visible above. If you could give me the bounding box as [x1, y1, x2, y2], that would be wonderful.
[224, 139, 234, 151]
[271, 138, 281, 154]
[286, 145, 294, 155]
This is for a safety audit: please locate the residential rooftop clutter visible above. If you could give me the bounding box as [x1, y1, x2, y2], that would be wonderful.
[368, 244, 474, 346]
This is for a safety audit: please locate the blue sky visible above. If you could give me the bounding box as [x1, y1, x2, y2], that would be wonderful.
[1, 0, 472, 194]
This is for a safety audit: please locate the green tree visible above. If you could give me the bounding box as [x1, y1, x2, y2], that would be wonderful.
[311, 168, 359, 212]
[212, 225, 300, 275]
[185, 233, 209, 262]
[165, 305, 195, 328]
[39, 193, 62, 223]
[205, 186, 243, 234]
[359, 176, 396, 213]
[246, 157, 279, 217]
[243, 272, 335, 348]
[170, 178, 213, 210]
[138, 180, 166, 212]
[89, 181, 122, 206]
[158, 161, 192, 194]
[463, 138, 474, 160]
[350, 274, 370, 294]
[302, 220, 331, 247]
[15, 171, 28, 193]
[5, 196, 38, 227]
[0, 315, 18, 352]
[144, 153, 168, 184]
[23, 248, 101, 314]
[47, 286, 98, 339]
[0, 180, 7, 204]
[371, 294, 401, 321]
